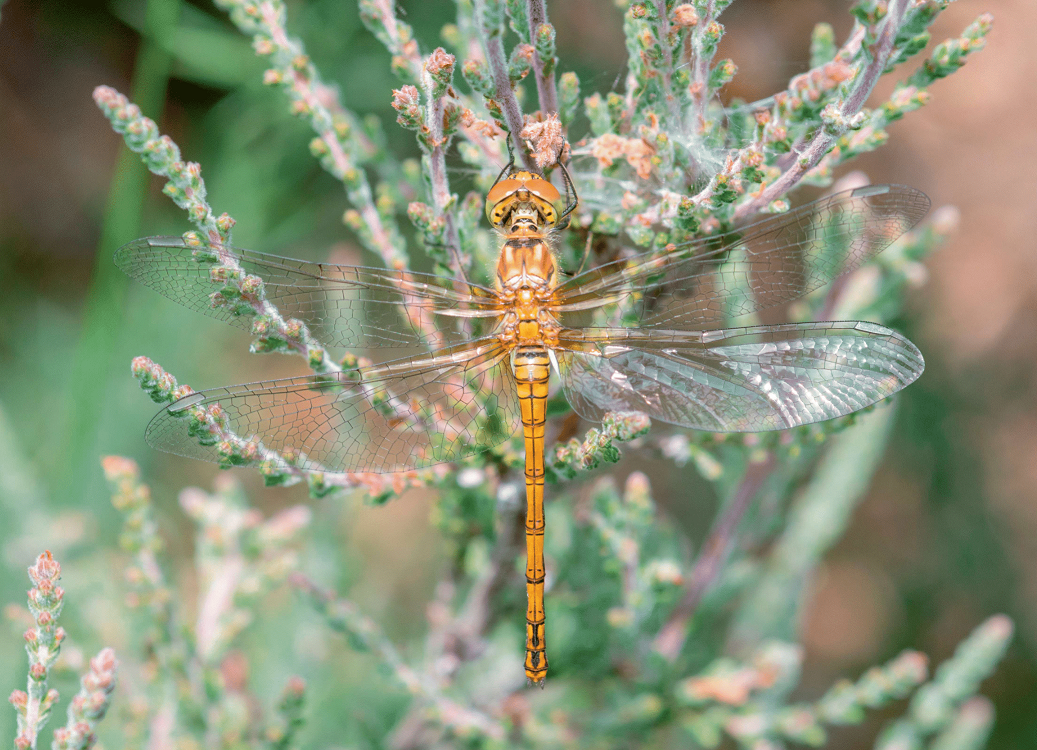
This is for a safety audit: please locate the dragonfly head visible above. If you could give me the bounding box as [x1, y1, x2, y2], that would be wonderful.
[485, 170, 563, 230]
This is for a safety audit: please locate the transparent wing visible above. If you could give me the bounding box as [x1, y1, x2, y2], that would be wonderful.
[554, 322, 924, 431]
[116, 237, 502, 349]
[145, 338, 520, 473]
[552, 185, 930, 330]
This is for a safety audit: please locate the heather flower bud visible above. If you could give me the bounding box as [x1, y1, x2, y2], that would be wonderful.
[424, 47, 456, 98]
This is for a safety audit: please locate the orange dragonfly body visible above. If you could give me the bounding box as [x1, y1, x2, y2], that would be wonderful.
[118, 161, 929, 685]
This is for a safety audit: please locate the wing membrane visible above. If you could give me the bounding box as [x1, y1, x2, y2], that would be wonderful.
[553, 185, 930, 329]
[555, 322, 924, 431]
[146, 338, 520, 473]
[116, 237, 502, 349]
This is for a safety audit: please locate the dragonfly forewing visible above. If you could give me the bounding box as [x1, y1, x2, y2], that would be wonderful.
[552, 184, 931, 331]
[116, 237, 503, 350]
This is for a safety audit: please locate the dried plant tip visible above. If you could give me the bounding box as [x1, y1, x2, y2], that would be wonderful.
[671, 3, 699, 28]
[392, 85, 425, 131]
[520, 113, 567, 169]
[425, 47, 456, 98]
[589, 133, 657, 179]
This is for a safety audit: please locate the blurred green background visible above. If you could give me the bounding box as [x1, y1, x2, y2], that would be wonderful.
[1, 0, 1035, 746]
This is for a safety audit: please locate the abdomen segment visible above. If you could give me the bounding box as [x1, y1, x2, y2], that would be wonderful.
[513, 346, 551, 685]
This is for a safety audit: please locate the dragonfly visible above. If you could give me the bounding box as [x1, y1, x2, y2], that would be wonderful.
[117, 149, 929, 685]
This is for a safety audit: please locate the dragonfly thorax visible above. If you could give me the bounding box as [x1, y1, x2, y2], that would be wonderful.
[496, 237, 557, 293]
[496, 233, 560, 347]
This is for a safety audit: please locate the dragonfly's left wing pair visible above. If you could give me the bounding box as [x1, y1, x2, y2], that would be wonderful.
[118, 238, 526, 472]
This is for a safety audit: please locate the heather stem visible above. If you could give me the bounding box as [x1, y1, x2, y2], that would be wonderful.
[689, 0, 718, 130]
[51, 648, 119, 750]
[290, 574, 506, 743]
[475, 0, 536, 170]
[438, 500, 525, 667]
[423, 62, 467, 275]
[652, 0, 682, 124]
[92, 86, 344, 378]
[366, 0, 424, 81]
[215, 0, 408, 270]
[525, 0, 558, 114]
[129, 357, 441, 498]
[10, 553, 66, 750]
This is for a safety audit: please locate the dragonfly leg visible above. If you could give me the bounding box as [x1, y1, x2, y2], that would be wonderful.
[554, 156, 579, 230]
[573, 231, 594, 276]
[489, 132, 518, 190]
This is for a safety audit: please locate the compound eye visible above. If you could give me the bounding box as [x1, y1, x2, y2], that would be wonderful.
[523, 177, 561, 203]
[486, 178, 522, 205]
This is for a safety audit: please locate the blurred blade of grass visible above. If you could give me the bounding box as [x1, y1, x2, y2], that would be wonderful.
[58, 0, 182, 502]
[0, 401, 39, 530]
[112, 0, 257, 88]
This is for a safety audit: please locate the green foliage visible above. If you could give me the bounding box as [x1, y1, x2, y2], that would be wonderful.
[87, 0, 1006, 743]
[0, 0, 1012, 748]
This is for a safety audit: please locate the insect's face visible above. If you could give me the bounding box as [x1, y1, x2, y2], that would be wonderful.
[485, 170, 563, 229]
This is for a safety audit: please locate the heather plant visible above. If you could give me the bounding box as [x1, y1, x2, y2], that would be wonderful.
[7, 552, 117, 750]
[43, 0, 1013, 747]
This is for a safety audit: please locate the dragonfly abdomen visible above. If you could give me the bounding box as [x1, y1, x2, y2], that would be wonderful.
[514, 345, 550, 686]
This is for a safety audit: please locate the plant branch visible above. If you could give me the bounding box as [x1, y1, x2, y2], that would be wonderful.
[215, 0, 408, 269]
[422, 51, 468, 275]
[9, 553, 68, 750]
[290, 574, 505, 743]
[652, 0, 682, 124]
[51, 649, 119, 750]
[441, 499, 525, 665]
[475, 0, 536, 170]
[653, 454, 776, 660]
[130, 356, 442, 498]
[547, 411, 652, 480]
[93, 86, 345, 378]
[361, 0, 424, 82]
[731, 0, 910, 220]
[525, 0, 558, 114]
[688, 0, 718, 130]
[682, 22, 866, 214]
